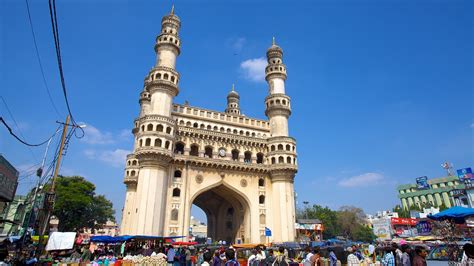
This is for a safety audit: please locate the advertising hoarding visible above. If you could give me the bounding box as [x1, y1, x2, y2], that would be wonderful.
[457, 168, 473, 182]
[0, 155, 19, 202]
[416, 176, 429, 190]
[372, 218, 392, 240]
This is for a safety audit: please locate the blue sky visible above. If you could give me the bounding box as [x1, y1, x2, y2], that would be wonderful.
[1, 0, 472, 223]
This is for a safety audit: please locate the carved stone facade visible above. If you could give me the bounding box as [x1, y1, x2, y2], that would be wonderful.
[120, 8, 298, 243]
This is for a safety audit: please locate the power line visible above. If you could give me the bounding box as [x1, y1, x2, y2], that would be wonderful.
[0, 117, 59, 147]
[24, 0, 62, 118]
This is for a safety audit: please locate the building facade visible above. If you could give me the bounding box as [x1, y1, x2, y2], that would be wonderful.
[397, 176, 466, 210]
[120, 8, 298, 243]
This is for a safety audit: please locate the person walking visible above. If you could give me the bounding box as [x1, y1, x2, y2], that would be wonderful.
[309, 248, 321, 266]
[346, 247, 360, 266]
[401, 245, 411, 266]
[412, 246, 427, 266]
[167, 246, 176, 266]
[264, 249, 275, 266]
[225, 249, 239, 266]
[273, 247, 289, 266]
[202, 252, 212, 266]
[328, 249, 337, 266]
[382, 248, 395, 266]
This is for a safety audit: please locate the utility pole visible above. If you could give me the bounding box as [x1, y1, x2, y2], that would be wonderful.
[36, 115, 69, 257]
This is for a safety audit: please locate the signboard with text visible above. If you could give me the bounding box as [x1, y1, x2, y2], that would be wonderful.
[416, 176, 430, 190]
[391, 217, 418, 226]
[372, 218, 392, 240]
[457, 168, 473, 182]
[0, 155, 19, 202]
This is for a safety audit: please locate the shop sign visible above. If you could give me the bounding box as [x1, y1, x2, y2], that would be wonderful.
[391, 217, 418, 226]
[416, 220, 432, 235]
[451, 189, 466, 197]
[295, 223, 323, 230]
[0, 155, 19, 202]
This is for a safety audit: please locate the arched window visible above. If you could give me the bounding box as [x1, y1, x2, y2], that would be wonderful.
[271, 157, 276, 164]
[278, 144, 283, 150]
[132, 160, 137, 166]
[239, 130, 244, 135]
[164, 73, 169, 80]
[147, 124, 153, 131]
[186, 121, 192, 127]
[246, 131, 250, 136]
[190, 144, 199, 156]
[157, 73, 162, 79]
[227, 128, 231, 133]
[244, 151, 252, 163]
[171, 76, 175, 82]
[258, 178, 265, 187]
[172, 188, 180, 197]
[286, 144, 291, 151]
[252, 132, 256, 137]
[233, 129, 238, 134]
[259, 195, 265, 204]
[213, 126, 218, 131]
[171, 209, 178, 221]
[278, 156, 284, 163]
[179, 120, 185, 126]
[127, 161, 131, 166]
[174, 142, 184, 154]
[174, 170, 182, 178]
[154, 138, 162, 147]
[207, 125, 212, 130]
[204, 146, 213, 158]
[200, 124, 205, 129]
[256, 153, 264, 164]
[193, 123, 198, 128]
[231, 149, 239, 161]
[166, 127, 172, 134]
[165, 141, 170, 149]
[286, 157, 292, 164]
[271, 145, 276, 151]
[220, 127, 225, 132]
[156, 124, 164, 132]
[141, 125, 145, 132]
[145, 138, 151, 146]
[139, 139, 143, 147]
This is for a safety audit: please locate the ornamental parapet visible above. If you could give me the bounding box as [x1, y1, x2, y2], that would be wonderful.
[269, 168, 296, 183]
[145, 80, 179, 97]
[265, 94, 291, 117]
[173, 154, 267, 173]
[135, 147, 173, 167]
[176, 127, 267, 147]
[136, 114, 177, 125]
[124, 175, 138, 185]
[265, 64, 287, 79]
[154, 34, 181, 55]
[266, 46, 283, 59]
[162, 14, 181, 26]
[265, 72, 287, 82]
[148, 66, 180, 81]
[267, 135, 296, 144]
[136, 131, 175, 141]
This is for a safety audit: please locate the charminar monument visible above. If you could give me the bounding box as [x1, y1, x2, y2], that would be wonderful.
[120, 7, 298, 243]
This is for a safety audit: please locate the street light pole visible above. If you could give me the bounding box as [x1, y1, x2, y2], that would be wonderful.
[303, 201, 309, 219]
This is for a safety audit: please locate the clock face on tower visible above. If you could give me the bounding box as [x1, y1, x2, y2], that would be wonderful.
[218, 148, 226, 157]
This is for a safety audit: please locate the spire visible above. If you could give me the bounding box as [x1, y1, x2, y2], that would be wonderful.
[272, 36, 275, 46]
[171, 4, 175, 15]
[232, 83, 235, 92]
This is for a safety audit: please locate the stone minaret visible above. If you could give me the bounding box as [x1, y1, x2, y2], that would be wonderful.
[225, 84, 241, 115]
[265, 38, 297, 241]
[121, 6, 181, 235]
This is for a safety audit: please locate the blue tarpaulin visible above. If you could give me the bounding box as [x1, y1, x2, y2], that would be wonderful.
[427, 206, 474, 224]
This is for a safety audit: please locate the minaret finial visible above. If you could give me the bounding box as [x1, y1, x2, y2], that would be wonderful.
[272, 36, 275, 45]
[171, 4, 175, 15]
[232, 84, 235, 91]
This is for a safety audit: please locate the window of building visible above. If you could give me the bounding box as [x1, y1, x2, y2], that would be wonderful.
[190, 145, 199, 156]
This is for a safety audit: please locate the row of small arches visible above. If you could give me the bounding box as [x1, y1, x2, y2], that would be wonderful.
[174, 142, 265, 164]
[126, 170, 137, 176]
[178, 120, 265, 138]
[149, 71, 178, 85]
[127, 159, 138, 166]
[162, 28, 177, 35]
[270, 144, 296, 152]
[138, 138, 171, 149]
[140, 123, 173, 135]
[266, 66, 286, 73]
[270, 156, 296, 165]
[266, 98, 289, 108]
[157, 35, 179, 46]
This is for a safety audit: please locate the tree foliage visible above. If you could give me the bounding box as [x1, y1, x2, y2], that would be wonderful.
[51, 176, 115, 232]
[297, 204, 375, 242]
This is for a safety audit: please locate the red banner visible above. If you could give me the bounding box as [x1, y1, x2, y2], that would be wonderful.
[391, 217, 417, 226]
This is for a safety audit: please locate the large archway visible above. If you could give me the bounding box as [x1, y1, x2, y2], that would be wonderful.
[191, 184, 250, 244]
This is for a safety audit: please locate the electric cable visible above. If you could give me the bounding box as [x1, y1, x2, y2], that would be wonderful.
[0, 117, 61, 147]
[24, 0, 62, 118]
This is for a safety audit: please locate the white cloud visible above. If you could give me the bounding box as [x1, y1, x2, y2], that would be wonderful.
[233, 37, 246, 52]
[84, 149, 130, 168]
[240, 57, 267, 82]
[81, 124, 114, 145]
[470, 123, 474, 129]
[338, 172, 385, 187]
[118, 129, 132, 140]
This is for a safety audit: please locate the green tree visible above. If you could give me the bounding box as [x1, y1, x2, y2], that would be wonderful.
[297, 205, 340, 239]
[51, 176, 115, 232]
[393, 205, 410, 218]
[352, 224, 376, 243]
[336, 206, 365, 240]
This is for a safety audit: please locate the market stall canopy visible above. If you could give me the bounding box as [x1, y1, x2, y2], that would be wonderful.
[90, 235, 185, 243]
[173, 241, 198, 246]
[427, 206, 474, 224]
